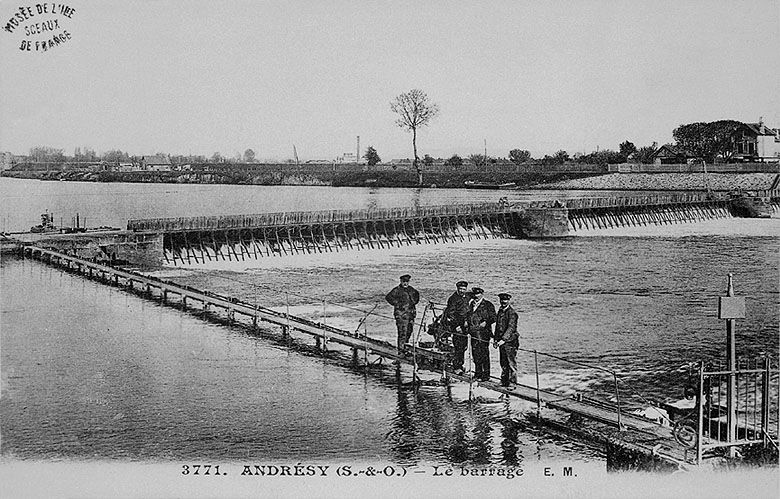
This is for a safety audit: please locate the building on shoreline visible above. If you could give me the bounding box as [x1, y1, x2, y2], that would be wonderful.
[142, 155, 172, 171]
[733, 122, 780, 162]
[0, 152, 13, 171]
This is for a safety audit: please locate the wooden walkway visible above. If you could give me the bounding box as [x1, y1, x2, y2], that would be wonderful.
[21, 244, 695, 468]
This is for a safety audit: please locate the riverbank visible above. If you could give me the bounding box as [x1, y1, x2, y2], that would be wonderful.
[3, 169, 778, 191]
[1, 168, 597, 188]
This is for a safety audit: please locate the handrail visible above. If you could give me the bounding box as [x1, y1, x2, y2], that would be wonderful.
[126, 191, 743, 232]
[127, 202, 512, 232]
[517, 345, 624, 429]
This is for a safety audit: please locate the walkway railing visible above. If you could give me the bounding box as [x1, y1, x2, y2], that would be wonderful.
[519, 346, 624, 428]
[562, 192, 725, 210]
[127, 189, 768, 233]
[128, 203, 510, 232]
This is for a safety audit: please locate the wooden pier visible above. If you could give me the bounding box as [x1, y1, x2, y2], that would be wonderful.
[19, 243, 763, 470]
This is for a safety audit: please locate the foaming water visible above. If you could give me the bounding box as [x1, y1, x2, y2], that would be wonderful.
[572, 217, 780, 238]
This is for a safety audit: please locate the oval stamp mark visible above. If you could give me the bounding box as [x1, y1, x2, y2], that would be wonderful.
[3, 3, 76, 53]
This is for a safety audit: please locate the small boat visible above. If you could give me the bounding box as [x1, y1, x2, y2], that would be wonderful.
[464, 181, 517, 190]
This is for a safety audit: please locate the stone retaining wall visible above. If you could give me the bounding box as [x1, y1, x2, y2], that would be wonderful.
[540, 173, 779, 191]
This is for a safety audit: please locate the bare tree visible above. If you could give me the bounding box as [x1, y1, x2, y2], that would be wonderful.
[390, 89, 439, 185]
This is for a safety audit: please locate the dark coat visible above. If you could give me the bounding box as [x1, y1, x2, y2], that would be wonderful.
[467, 298, 496, 341]
[444, 291, 470, 329]
[385, 285, 420, 319]
[494, 305, 519, 346]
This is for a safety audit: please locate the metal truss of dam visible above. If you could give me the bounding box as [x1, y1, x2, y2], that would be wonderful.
[124, 191, 779, 265]
[131, 203, 515, 265]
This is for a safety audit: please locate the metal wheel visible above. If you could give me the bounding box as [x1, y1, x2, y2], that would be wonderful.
[673, 421, 698, 448]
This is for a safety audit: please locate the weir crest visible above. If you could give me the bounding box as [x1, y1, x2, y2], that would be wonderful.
[119, 191, 780, 266]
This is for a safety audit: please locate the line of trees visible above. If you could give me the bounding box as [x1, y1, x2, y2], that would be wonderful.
[672, 120, 744, 162]
[430, 141, 657, 168]
[18, 147, 263, 165]
[20, 138, 659, 170]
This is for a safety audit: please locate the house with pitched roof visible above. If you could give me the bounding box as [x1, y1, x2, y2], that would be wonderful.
[142, 155, 171, 171]
[732, 121, 780, 162]
[652, 144, 696, 164]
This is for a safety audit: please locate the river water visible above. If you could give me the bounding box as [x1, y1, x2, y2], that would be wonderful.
[1, 177, 778, 465]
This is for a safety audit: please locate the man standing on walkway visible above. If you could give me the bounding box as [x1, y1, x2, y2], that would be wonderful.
[385, 274, 420, 354]
[445, 280, 471, 374]
[467, 287, 495, 381]
[493, 293, 519, 387]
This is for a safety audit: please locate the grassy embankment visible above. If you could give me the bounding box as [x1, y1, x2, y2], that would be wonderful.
[330, 170, 597, 188]
[2, 168, 600, 188]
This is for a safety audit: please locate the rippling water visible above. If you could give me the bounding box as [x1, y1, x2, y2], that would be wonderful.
[1, 178, 778, 464]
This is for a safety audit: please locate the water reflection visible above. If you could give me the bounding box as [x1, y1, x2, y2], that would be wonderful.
[499, 416, 521, 466]
[389, 379, 418, 463]
[386, 379, 528, 466]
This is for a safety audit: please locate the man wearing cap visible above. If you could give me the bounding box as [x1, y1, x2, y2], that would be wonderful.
[493, 293, 519, 387]
[385, 274, 420, 353]
[444, 280, 471, 374]
[467, 287, 496, 381]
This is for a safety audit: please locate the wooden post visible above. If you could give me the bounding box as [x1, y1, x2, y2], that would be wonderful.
[614, 373, 622, 430]
[534, 350, 541, 419]
[762, 357, 770, 447]
[718, 273, 745, 458]
[697, 361, 705, 465]
[285, 292, 290, 328]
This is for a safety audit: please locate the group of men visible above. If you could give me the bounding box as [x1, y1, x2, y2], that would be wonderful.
[385, 275, 519, 388]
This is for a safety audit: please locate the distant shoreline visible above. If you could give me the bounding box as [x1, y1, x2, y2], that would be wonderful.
[1, 169, 596, 189]
[2, 169, 777, 192]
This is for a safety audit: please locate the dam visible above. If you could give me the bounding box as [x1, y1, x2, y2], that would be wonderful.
[4, 190, 777, 266]
[134, 190, 778, 265]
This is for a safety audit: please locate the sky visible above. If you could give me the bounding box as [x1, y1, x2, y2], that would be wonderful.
[1, 0, 778, 161]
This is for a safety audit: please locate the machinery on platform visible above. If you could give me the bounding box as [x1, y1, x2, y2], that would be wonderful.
[30, 212, 58, 233]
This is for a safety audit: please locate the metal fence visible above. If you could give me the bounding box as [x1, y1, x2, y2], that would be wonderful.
[695, 359, 779, 463]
